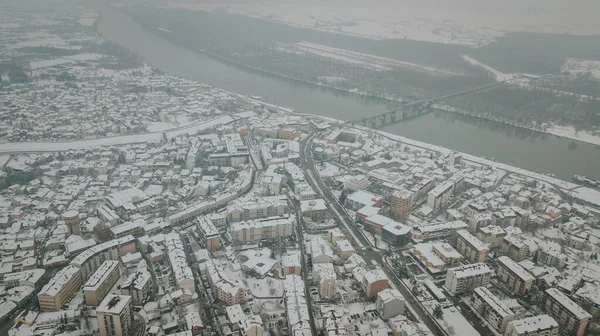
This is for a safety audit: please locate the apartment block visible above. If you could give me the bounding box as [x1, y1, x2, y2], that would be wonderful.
[455, 230, 489, 263]
[38, 265, 83, 312]
[83, 260, 121, 306]
[197, 215, 221, 251]
[543, 288, 591, 336]
[390, 190, 413, 222]
[470, 287, 515, 333]
[502, 235, 529, 262]
[444, 263, 492, 295]
[495, 256, 534, 295]
[97, 294, 133, 336]
[231, 216, 294, 244]
[505, 314, 559, 336]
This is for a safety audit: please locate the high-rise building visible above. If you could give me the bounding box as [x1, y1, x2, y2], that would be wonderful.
[97, 294, 133, 336]
[390, 190, 413, 222]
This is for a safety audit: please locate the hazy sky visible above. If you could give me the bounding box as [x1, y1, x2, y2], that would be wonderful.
[156, 0, 600, 46]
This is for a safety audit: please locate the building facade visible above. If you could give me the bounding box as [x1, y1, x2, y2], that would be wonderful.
[83, 260, 121, 306]
[97, 294, 133, 336]
[470, 287, 515, 333]
[444, 263, 492, 295]
[455, 230, 489, 264]
[543, 288, 591, 336]
[495, 256, 534, 295]
[390, 190, 413, 222]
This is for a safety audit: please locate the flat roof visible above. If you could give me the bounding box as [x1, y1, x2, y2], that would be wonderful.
[97, 294, 131, 315]
[457, 230, 489, 251]
[509, 314, 558, 334]
[497, 256, 534, 282]
[473, 287, 513, 318]
[83, 260, 120, 291]
[449, 263, 491, 278]
[546, 288, 592, 320]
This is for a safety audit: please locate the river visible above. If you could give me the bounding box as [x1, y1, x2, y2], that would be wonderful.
[93, 3, 600, 181]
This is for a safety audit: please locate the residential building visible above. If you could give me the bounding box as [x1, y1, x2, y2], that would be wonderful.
[427, 181, 454, 210]
[230, 216, 294, 244]
[37, 265, 82, 312]
[543, 288, 591, 336]
[477, 225, 506, 248]
[390, 190, 413, 222]
[502, 235, 530, 262]
[227, 195, 288, 223]
[3, 269, 45, 289]
[301, 199, 328, 222]
[97, 294, 133, 336]
[495, 256, 534, 295]
[335, 239, 355, 260]
[186, 311, 204, 336]
[455, 230, 489, 263]
[310, 237, 335, 264]
[444, 263, 492, 295]
[69, 235, 136, 280]
[354, 268, 388, 297]
[537, 241, 567, 269]
[412, 243, 463, 273]
[345, 190, 383, 211]
[83, 260, 121, 306]
[164, 233, 195, 290]
[505, 314, 559, 336]
[376, 288, 405, 320]
[410, 221, 468, 242]
[327, 228, 345, 245]
[121, 268, 153, 306]
[470, 287, 515, 333]
[314, 263, 337, 299]
[197, 216, 221, 251]
[281, 252, 301, 276]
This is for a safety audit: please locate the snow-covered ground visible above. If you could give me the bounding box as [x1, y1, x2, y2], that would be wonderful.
[461, 55, 517, 82]
[562, 58, 600, 80]
[246, 278, 284, 298]
[162, 0, 600, 47]
[317, 162, 341, 177]
[545, 124, 600, 147]
[279, 42, 461, 76]
[0, 115, 234, 153]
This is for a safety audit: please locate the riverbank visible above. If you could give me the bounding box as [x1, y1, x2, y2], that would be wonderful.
[119, 7, 600, 148]
[435, 104, 600, 146]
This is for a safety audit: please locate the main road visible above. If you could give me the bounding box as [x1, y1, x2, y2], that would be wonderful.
[299, 130, 447, 336]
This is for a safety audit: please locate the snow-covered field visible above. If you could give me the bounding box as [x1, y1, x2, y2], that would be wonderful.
[545, 124, 600, 147]
[162, 0, 600, 47]
[279, 42, 461, 76]
[461, 55, 517, 82]
[562, 58, 600, 80]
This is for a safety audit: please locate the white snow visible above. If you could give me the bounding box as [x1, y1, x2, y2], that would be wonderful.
[562, 58, 600, 79]
[0, 115, 234, 153]
[246, 278, 284, 298]
[163, 0, 600, 46]
[462, 55, 516, 82]
[279, 42, 462, 76]
[544, 124, 600, 147]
